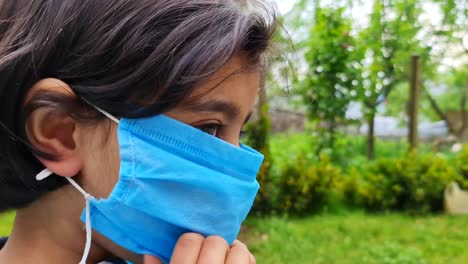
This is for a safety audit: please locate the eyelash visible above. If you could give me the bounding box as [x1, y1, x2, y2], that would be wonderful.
[195, 123, 248, 138]
[196, 123, 223, 136]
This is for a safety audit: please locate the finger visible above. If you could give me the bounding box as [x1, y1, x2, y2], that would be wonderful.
[231, 241, 256, 264]
[144, 255, 163, 264]
[197, 236, 229, 264]
[231, 240, 248, 249]
[170, 233, 205, 264]
[249, 253, 256, 264]
[226, 240, 250, 264]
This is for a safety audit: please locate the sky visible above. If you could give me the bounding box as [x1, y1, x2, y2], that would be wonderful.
[274, 0, 296, 14]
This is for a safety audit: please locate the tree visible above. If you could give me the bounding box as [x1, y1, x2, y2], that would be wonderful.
[299, 7, 361, 153]
[423, 65, 468, 138]
[418, 0, 468, 139]
[377, 0, 467, 139]
[357, 0, 427, 159]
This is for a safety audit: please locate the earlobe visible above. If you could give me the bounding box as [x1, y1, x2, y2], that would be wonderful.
[37, 156, 83, 178]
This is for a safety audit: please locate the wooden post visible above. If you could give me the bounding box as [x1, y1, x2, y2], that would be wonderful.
[408, 55, 420, 150]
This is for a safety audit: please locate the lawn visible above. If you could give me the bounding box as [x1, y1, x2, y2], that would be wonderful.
[0, 211, 15, 237]
[242, 212, 468, 264]
[2, 211, 468, 263]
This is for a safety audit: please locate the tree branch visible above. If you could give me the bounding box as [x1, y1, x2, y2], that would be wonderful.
[421, 83, 457, 135]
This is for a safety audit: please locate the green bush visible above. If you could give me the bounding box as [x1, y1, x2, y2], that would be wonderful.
[356, 153, 459, 213]
[276, 153, 341, 215]
[337, 167, 362, 207]
[263, 133, 461, 215]
[250, 144, 276, 215]
[455, 145, 468, 189]
[245, 104, 276, 215]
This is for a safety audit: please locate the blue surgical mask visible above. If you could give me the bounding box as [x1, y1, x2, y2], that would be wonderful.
[36, 106, 263, 264]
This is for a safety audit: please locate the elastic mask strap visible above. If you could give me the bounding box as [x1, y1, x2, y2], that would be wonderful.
[36, 169, 93, 264]
[81, 98, 120, 124]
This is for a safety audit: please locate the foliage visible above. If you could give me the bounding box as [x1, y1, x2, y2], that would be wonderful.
[269, 133, 432, 170]
[243, 212, 468, 264]
[268, 133, 468, 214]
[425, 0, 468, 60]
[267, 133, 459, 214]
[298, 7, 361, 150]
[357, 0, 428, 159]
[384, 82, 439, 123]
[337, 167, 363, 207]
[245, 104, 274, 215]
[269, 133, 319, 165]
[276, 153, 341, 215]
[356, 153, 459, 213]
[432, 65, 468, 112]
[282, 0, 467, 157]
[408, 0, 468, 135]
[387, 65, 468, 124]
[454, 144, 468, 189]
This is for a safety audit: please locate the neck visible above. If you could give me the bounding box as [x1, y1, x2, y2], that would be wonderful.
[0, 186, 108, 264]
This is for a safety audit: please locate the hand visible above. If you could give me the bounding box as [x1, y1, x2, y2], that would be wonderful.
[144, 233, 256, 264]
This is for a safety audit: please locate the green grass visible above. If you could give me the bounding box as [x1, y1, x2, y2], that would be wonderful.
[0, 212, 15, 237]
[242, 212, 468, 264]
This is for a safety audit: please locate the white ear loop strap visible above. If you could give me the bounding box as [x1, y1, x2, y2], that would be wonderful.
[36, 169, 92, 264]
[65, 176, 92, 264]
[81, 98, 120, 124]
[93, 106, 120, 124]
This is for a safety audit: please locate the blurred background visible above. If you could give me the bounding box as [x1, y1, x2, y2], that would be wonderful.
[239, 0, 468, 263]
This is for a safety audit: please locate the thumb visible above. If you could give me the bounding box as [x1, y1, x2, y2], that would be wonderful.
[144, 255, 163, 264]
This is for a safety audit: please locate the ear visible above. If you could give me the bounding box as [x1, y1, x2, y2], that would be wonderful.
[25, 78, 83, 177]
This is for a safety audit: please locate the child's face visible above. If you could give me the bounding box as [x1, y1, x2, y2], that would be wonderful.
[74, 55, 260, 261]
[80, 54, 259, 192]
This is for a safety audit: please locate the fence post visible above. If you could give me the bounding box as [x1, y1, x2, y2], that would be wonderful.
[408, 55, 420, 150]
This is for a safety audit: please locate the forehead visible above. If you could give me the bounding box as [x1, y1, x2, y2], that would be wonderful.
[186, 55, 261, 106]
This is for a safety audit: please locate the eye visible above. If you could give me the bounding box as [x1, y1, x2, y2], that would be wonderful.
[195, 123, 222, 136]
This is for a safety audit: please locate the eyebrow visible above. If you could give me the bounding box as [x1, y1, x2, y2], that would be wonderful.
[185, 100, 252, 124]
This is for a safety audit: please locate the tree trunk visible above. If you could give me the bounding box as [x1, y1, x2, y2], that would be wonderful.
[423, 84, 457, 135]
[328, 118, 336, 149]
[408, 55, 420, 150]
[367, 112, 375, 160]
[458, 80, 468, 138]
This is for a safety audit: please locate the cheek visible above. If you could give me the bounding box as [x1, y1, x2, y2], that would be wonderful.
[80, 124, 121, 198]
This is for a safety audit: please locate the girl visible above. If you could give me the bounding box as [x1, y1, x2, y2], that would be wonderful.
[0, 0, 277, 263]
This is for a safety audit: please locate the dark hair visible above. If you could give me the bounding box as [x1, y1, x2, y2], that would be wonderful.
[0, 0, 277, 211]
